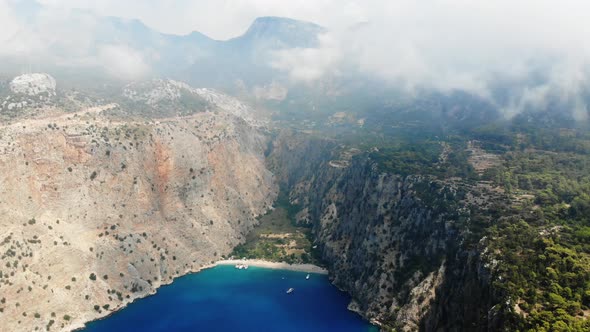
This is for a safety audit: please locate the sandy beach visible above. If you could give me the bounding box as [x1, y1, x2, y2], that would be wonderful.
[213, 259, 329, 274]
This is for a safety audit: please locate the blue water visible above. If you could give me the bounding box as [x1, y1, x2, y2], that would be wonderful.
[84, 265, 377, 332]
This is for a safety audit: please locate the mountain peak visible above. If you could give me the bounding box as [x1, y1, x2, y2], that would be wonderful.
[236, 16, 325, 48]
[246, 16, 324, 34]
[251, 16, 318, 26]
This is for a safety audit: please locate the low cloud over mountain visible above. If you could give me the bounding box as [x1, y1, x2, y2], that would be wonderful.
[1, 0, 589, 119]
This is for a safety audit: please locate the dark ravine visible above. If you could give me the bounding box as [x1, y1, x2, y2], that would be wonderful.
[266, 131, 510, 331]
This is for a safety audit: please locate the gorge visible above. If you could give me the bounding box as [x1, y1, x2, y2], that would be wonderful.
[0, 6, 589, 332]
[0, 73, 518, 332]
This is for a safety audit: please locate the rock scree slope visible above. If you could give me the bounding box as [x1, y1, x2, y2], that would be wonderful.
[0, 75, 276, 331]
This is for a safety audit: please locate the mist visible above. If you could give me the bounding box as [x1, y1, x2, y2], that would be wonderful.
[1, 0, 590, 118]
[269, 1, 590, 117]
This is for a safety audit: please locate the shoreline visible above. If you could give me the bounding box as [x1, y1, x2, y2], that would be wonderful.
[73, 259, 328, 331]
[212, 259, 329, 274]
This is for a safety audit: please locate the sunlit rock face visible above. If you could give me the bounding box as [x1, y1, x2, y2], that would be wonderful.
[1, 73, 57, 112]
[9, 73, 57, 96]
[0, 77, 277, 332]
[267, 133, 505, 331]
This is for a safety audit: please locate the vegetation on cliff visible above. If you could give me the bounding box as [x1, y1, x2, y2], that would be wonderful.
[481, 141, 590, 331]
[267, 98, 590, 331]
[231, 191, 321, 265]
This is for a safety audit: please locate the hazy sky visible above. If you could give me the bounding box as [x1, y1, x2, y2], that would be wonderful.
[28, 0, 366, 39]
[2, 0, 590, 117]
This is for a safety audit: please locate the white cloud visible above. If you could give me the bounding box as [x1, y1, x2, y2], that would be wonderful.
[98, 44, 150, 80]
[0, 3, 151, 80]
[0, 0, 21, 44]
[2, 0, 590, 116]
[271, 33, 341, 83]
[266, 0, 590, 115]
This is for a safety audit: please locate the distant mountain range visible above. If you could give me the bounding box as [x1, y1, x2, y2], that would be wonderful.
[2, 3, 588, 125]
[102, 15, 325, 87]
[2, 6, 326, 95]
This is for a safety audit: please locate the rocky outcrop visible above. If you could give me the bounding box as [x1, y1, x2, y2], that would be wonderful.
[9, 73, 57, 96]
[2, 73, 57, 112]
[0, 100, 276, 331]
[267, 132, 506, 331]
[122, 79, 263, 126]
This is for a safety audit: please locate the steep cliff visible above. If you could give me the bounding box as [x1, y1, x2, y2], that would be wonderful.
[0, 83, 276, 331]
[267, 132, 508, 331]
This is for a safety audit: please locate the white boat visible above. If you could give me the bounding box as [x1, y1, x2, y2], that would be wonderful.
[244, 264, 249, 269]
[286, 288, 294, 294]
[306, 274, 310, 280]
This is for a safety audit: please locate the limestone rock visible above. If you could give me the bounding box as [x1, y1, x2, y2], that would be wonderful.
[0, 99, 277, 331]
[9, 73, 57, 96]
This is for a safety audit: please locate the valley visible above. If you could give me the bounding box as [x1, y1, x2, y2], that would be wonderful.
[0, 70, 589, 332]
[230, 193, 318, 265]
[0, 5, 589, 332]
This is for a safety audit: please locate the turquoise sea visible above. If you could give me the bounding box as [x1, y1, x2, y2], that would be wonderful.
[84, 265, 377, 332]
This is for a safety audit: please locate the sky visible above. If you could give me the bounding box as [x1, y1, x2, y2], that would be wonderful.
[29, 0, 368, 39]
[1, 0, 590, 117]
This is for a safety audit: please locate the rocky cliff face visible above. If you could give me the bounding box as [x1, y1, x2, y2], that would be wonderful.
[267, 132, 506, 331]
[0, 80, 276, 331]
[0, 73, 509, 331]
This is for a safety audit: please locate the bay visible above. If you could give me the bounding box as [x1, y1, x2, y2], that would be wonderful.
[84, 265, 377, 332]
